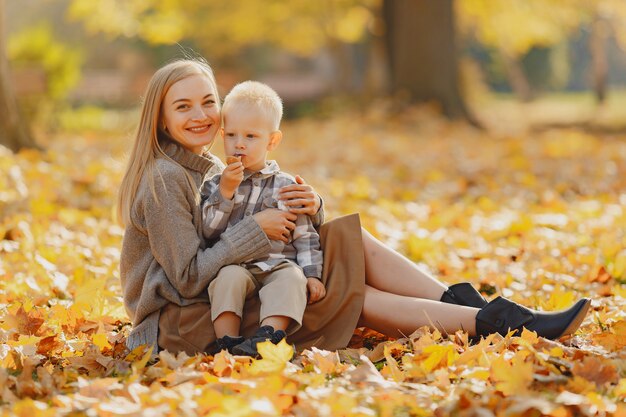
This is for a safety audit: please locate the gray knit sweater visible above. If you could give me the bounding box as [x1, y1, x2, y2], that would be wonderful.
[120, 137, 272, 351]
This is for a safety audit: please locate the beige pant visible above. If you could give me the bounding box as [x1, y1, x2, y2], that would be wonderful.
[208, 262, 308, 334]
[158, 214, 365, 355]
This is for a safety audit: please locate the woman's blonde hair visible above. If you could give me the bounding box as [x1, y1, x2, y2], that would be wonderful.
[117, 58, 219, 228]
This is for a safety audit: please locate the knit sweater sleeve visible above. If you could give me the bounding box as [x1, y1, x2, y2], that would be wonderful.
[143, 163, 271, 298]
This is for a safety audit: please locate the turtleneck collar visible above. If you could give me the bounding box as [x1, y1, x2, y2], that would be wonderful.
[157, 130, 218, 175]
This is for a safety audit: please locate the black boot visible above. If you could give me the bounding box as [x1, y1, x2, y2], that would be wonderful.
[213, 335, 245, 354]
[231, 325, 287, 358]
[476, 297, 591, 340]
[441, 283, 488, 308]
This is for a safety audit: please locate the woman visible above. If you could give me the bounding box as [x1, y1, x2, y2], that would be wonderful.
[118, 58, 590, 354]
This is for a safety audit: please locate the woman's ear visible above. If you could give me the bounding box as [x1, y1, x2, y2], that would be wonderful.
[220, 127, 225, 138]
[267, 130, 283, 151]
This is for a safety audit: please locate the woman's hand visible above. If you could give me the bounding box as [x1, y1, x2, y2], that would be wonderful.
[278, 175, 321, 216]
[306, 278, 326, 304]
[253, 209, 297, 243]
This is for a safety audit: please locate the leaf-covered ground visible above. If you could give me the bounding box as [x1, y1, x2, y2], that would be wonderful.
[1, 106, 625, 416]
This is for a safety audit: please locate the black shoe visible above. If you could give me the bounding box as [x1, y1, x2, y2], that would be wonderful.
[476, 297, 591, 340]
[213, 335, 245, 354]
[231, 325, 287, 358]
[441, 282, 488, 308]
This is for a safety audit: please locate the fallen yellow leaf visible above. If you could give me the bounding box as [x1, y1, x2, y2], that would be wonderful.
[491, 353, 533, 396]
[248, 339, 293, 375]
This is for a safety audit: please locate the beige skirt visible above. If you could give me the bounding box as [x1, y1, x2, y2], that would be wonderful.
[158, 213, 365, 355]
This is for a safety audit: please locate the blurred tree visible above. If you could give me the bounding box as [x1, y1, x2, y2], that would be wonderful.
[8, 23, 83, 129]
[383, 0, 472, 119]
[457, 0, 587, 102]
[68, 0, 380, 94]
[0, 0, 37, 151]
[588, 0, 626, 104]
[590, 15, 609, 104]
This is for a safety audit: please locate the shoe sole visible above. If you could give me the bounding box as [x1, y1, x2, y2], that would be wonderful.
[557, 298, 591, 338]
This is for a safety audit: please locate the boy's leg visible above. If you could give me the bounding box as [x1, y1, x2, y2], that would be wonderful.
[256, 262, 308, 335]
[208, 265, 257, 338]
[231, 263, 307, 357]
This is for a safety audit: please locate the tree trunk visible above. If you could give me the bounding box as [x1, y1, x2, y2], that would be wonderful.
[363, 28, 391, 98]
[327, 38, 355, 94]
[383, 0, 473, 120]
[500, 50, 533, 102]
[590, 16, 609, 105]
[0, 0, 37, 152]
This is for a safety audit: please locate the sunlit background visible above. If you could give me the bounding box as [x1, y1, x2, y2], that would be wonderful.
[6, 0, 626, 137]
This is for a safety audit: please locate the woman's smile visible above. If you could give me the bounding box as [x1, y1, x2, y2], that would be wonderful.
[187, 124, 212, 134]
[162, 74, 220, 154]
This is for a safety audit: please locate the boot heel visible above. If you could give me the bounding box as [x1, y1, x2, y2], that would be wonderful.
[557, 298, 591, 338]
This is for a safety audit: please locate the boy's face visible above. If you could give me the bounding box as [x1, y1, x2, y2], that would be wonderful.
[222, 104, 281, 172]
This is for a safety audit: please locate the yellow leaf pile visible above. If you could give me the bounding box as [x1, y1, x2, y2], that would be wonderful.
[1, 107, 625, 416]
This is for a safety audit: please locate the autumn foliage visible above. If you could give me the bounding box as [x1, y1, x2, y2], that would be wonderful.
[1, 107, 625, 416]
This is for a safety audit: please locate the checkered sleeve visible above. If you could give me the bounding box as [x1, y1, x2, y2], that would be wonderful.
[200, 174, 235, 240]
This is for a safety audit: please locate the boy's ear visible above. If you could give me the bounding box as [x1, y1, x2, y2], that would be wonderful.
[220, 127, 225, 138]
[267, 130, 282, 151]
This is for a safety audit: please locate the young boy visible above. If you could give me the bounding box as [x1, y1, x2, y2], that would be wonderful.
[200, 81, 325, 357]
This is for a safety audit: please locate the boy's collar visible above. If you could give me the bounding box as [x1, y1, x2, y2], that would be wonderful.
[243, 160, 280, 180]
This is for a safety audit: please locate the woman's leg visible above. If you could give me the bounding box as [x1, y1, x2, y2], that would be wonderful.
[360, 228, 590, 340]
[362, 228, 448, 300]
[358, 285, 479, 337]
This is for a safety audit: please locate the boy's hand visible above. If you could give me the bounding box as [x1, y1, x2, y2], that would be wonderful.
[220, 159, 244, 200]
[306, 278, 326, 304]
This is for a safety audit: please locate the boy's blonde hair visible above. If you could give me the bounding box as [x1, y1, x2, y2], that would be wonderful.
[222, 81, 283, 131]
[117, 58, 219, 228]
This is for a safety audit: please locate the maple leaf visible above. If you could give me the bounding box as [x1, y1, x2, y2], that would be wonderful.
[591, 320, 626, 350]
[490, 353, 534, 396]
[127, 345, 153, 374]
[543, 287, 576, 311]
[381, 342, 405, 382]
[92, 333, 112, 351]
[420, 344, 459, 372]
[212, 350, 236, 377]
[36, 335, 61, 356]
[248, 339, 294, 375]
[571, 356, 619, 386]
[301, 347, 343, 375]
[1, 305, 45, 336]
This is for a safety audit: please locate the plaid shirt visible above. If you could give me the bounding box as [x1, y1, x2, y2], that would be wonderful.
[200, 160, 323, 279]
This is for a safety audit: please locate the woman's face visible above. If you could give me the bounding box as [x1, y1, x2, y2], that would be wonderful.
[161, 74, 220, 154]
